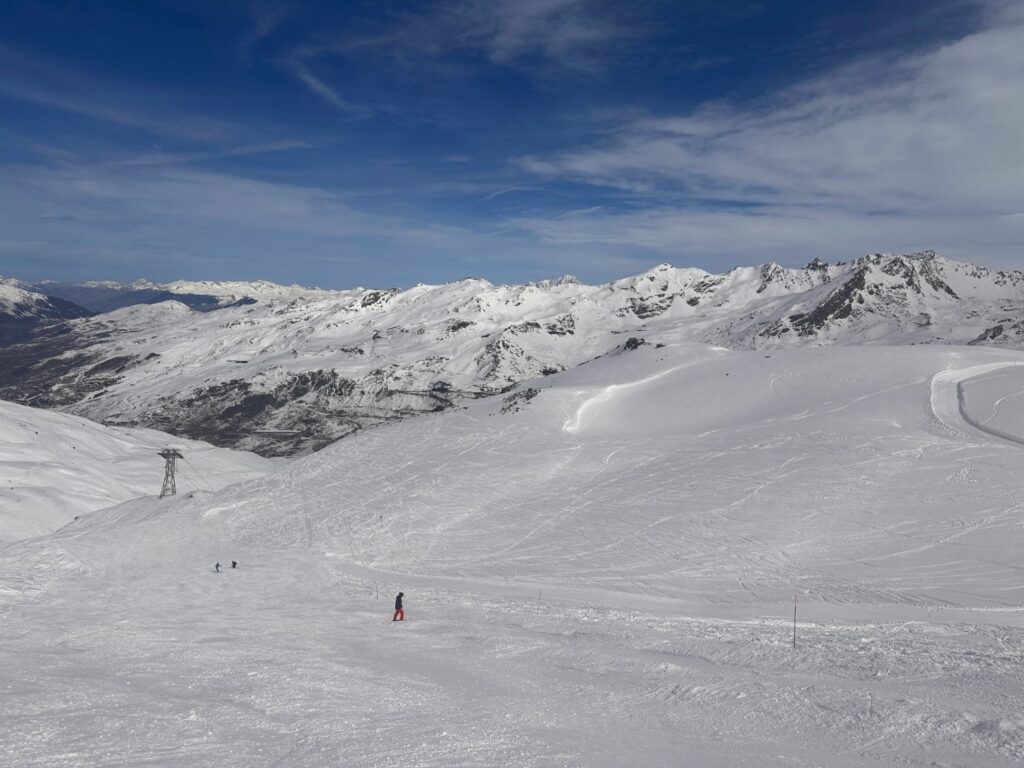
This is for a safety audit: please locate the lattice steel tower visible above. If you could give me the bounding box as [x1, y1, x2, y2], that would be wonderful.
[158, 449, 184, 498]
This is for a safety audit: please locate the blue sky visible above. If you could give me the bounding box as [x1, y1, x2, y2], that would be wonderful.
[0, 0, 1022, 288]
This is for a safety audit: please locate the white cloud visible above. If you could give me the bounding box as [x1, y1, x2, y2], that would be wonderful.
[283, 59, 374, 117]
[7, 165, 463, 242]
[466, 0, 621, 68]
[517, 4, 1024, 266]
[306, 0, 627, 74]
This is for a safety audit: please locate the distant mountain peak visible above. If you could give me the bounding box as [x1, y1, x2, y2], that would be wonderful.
[530, 274, 580, 288]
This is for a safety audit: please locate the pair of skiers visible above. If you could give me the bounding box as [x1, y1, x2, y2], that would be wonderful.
[213, 561, 238, 573]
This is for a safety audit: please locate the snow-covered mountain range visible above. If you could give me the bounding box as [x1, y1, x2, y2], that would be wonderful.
[2, 252, 1023, 455]
[0, 400, 274, 543]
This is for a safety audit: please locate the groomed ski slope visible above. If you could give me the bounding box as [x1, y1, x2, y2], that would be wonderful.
[3, 343, 1024, 767]
[0, 400, 275, 543]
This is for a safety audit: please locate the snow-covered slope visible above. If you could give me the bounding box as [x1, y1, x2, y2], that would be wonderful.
[3, 342, 1024, 766]
[3, 252, 1024, 456]
[0, 279, 92, 323]
[0, 400, 275, 544]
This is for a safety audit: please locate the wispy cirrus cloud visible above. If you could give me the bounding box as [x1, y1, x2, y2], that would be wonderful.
[515, 1, 1024, 267]
[6, 164, 459, 242]
[282, 0, 631, 111]
[0, 240, 46, 251]
[423, 0, 625, 69]
[280, 58, 375, 118]
[0, 44, 314, 171]
[108, 139, 313, 168]
[346, 0, 627, 69]
[0, 161, 514, 283]
[0, 45, 237, 144]
[239, 0, 293, 58]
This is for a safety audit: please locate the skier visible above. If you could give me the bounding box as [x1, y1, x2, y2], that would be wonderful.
[393, 592, 404, 622]
[214, 562, 221, 573]
[231, 561, 238, 569]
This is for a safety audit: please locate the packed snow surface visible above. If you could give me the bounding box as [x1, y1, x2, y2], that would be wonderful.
[0, 400, 275, 543]
[3, 342, 1024, 766]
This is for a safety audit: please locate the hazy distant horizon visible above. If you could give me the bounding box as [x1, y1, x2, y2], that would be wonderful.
[4, 249, 1020, 294]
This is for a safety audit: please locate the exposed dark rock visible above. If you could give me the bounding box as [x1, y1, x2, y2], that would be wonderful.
[84, 356, 135, 376]
[625, 295, 675, 319]
[445, 319, 475, 335]
[508, 320, 542, 334]
[501, 387, 540, 414]
[759, 320, 792, 339]
[545, 314, 576, 336]
[692, 277, 725, 294]
[0, 323, 108, 406]
[756, 263, 784, 293]
[158, 371, 369, 456]
[360, 290, 398, 308]
[970, 325, 1004, 345]
[789, 267, 869, 335]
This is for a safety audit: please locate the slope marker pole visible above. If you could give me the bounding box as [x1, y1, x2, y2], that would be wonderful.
[792, 594, 797, 649]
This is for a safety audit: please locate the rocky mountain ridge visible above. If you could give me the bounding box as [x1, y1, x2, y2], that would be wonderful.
[2, 252, 1022, 455]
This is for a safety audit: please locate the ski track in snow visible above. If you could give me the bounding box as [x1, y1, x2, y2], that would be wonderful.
[4, 345, 1024, 766]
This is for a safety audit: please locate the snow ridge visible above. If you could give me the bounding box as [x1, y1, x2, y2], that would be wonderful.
[0, 278, 92, 323]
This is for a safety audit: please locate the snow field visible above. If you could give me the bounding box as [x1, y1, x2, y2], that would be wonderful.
[3, 342, 1024, 765]
[0, 400, 275, 543]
